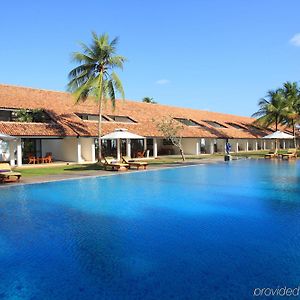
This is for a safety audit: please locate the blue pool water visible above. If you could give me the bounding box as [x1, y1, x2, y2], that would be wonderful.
[0, 160, 300, 299]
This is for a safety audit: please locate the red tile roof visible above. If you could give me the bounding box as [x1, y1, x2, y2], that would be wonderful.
[0, 83, 291, 139]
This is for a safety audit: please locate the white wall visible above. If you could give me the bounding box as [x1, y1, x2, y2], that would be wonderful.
[182, 138, 199, 155]
[61, 137, 81, 162]
[42, 137, 95, 162]
[81, 138, 95, 162]
[41, 139, 63, 160]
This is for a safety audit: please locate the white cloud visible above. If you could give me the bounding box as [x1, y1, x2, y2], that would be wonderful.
[155, 79, 170, 85]
[290, 33, 300, 46]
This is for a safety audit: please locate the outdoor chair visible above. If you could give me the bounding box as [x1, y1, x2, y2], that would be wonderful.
[28, 154, 38, 164]
[122, 156, 148, 170]
[0, 163, 21, 183]
[136, 150, 146, 158]
[39, 152, 53, 163]
[102, 156, 129, 171]
[264, 149, 278, 159]
[282, 148, 297, 160]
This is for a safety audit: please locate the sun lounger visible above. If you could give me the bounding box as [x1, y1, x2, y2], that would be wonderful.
[102, 156, 129, 171]
[122, 156, 148, 170]
[282, 148, 297, 160]
[0, 163, 21, 183]
[264, 149, 278, 159]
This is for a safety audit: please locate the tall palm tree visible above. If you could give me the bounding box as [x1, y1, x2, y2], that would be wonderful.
[280, 81, 300, 146]
[252, 89, 286, 130]
[281, 82, 300, 135]
[68, 32, 126, 161]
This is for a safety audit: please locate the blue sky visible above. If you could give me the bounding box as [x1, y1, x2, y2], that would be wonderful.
[0, 0, 299, 116]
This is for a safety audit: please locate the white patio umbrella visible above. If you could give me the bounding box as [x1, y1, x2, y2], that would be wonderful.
[101, 128, 145, 160]
[263, 130, 294, 150]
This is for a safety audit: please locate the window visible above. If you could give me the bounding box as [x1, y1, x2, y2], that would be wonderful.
[174, 118, 204, 127]
[76, 114, 109, 122]
[0, 110, 13, 121]
[108, 115, 137, 123]
[0, 109, 52, 123]
[242, 123, 264, 131]
[226, 122, 246, 130]
[203, 120, 227, 128]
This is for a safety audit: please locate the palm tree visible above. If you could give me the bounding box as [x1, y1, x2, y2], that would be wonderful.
[142, 97, 156, 104]
[68, 32, 126, 161]
[281, 82, 300, 135]
[252, 89, 286, 130]
[280, 81, 300, 147]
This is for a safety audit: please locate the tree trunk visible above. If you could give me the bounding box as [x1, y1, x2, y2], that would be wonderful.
[179, 148, 185, 161]
[97, 72, 104, 162]
[293, 122, 297, 148]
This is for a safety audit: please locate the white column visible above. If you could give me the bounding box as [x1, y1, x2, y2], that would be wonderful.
[196, 140, 200, 155]
[126, 139, 131, 158]
[143, 138, 147, 151]
[9, 141, 15, 167]
[283, 140, 286, 149]
[16, 138, 22, 167]
[209, 139, 214, 154]
[254, 140, 258, 151]
[91, 140, 96, 162]
[263, 140, 266, 150]
[245, 140, 249, 152]
[77, 138, 82, 163]
[271, 141, 274, 149]
[235, 140, 239, 153]
[153, 138, 158, 158]
[116, 139, 121, 161]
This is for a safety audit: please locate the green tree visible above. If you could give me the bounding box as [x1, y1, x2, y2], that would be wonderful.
[68, 32, 126, 161]
[142, 97, 156, 104]
[252, 89, 286, 130]
[280, 82, 300, 142]
[15, 109, 47, 123]
[156, 116, 185, 161]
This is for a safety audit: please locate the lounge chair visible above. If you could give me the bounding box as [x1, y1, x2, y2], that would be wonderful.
[0, 163, 21, 183]
[282, 148, 297, 160]
[102, 156, 129, 171]
[28, 154, 38, 164]
[122, 156, 148, 170]
[264, 149, 278, 159]
[39, 152, 53, 163]
[136, 150, 146, 158]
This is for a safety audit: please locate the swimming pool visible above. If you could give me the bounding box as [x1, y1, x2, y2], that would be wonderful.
[0, 160, 300, 299]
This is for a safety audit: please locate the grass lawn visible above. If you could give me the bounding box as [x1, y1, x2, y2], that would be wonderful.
[15, 164, 104, 177]
[14, 155, 220, 177]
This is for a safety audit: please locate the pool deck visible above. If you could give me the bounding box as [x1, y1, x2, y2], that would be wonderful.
[0, 157, 225, 188]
